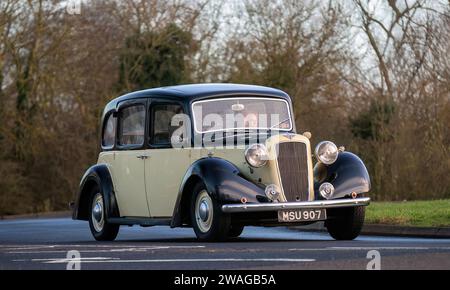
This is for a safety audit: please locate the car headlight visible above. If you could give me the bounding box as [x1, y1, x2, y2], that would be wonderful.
[314, 141, 339, 165]
[245, 144, 268, 168]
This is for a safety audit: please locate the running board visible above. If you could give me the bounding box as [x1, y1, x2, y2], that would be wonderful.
[108, 217, 171, 227]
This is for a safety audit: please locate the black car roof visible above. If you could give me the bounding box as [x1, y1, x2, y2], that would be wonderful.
[104, 83, 290, 111]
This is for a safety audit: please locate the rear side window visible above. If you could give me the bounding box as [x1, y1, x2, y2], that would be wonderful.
[118, 105, 145, 146]
[151, 104, 184, 146]
[102, 114, 116, 148]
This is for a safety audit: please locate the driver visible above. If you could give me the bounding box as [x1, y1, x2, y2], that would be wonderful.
[244, 111, 258, 128]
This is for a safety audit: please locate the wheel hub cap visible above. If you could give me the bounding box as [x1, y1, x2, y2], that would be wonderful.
[199, 201, 209, 222]
[93, 202, 102, 222]
[91, 193, 104, 232]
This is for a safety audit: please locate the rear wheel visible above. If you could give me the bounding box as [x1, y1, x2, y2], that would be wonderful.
[190, 182, 231, 241]
[326, 206, 365, 240]
[88, 186, 120, 241]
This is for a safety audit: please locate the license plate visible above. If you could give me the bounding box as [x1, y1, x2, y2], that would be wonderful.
[277, 209, 327, 222]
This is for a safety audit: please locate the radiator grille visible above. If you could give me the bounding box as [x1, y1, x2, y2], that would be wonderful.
[277, 142, 310, 202]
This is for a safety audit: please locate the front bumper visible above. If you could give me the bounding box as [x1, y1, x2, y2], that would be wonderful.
[221, 197, 370, 213]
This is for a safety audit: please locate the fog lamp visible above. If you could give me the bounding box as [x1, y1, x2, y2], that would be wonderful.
[265, 184, 280, 201]
[319, 182, 334, 200]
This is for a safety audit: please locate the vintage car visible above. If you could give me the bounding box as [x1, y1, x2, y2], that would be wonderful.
[71, 84, 370, 241]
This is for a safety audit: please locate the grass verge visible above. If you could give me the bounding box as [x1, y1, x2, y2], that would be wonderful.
[366, 199, 450, 227]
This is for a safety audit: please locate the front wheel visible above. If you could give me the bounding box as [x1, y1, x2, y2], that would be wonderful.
[88, 187, 120, 241]
[228, 225, 245, 238]
[190, 182, 231, 242]
[326, 206, 365, 240]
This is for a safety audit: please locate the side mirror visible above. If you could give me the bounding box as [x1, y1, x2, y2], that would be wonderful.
[302, 131, 312, 139]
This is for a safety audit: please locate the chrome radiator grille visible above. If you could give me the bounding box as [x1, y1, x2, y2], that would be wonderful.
[276, 142, 310, 202]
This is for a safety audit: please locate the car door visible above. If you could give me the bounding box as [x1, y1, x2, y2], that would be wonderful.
[113, 100, 151, 218]
[144, 100, 191, 217]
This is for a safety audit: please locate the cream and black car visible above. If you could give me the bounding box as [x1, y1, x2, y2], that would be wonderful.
[71, 84, 371, 241]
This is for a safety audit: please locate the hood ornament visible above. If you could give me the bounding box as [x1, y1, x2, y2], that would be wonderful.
[283, 133, 295, 140]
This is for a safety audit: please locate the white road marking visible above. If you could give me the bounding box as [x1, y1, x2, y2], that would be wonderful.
[5, 245, 450, 255]
[40, 258, 316, 264]
[329, 246, 450, 250]
[288, 247, 450, 251]
[12, 257, 119, 262]
[1, 244, 205, 249]
[6, 245, 206, 254]
[35, 257, 119, 262]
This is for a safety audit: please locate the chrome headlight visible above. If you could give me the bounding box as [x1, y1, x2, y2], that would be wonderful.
[314, 141, 339, 165]
[245, 144, 268, 168]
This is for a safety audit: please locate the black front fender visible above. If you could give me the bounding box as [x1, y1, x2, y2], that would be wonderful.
[314, 151, 371, 199]
[171, 157, 267, 227]
[72, 164, 120, 221]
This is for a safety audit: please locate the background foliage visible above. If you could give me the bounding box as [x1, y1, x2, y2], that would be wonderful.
[0, 0, 449, 216]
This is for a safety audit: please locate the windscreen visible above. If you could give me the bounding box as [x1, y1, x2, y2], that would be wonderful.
[192, 97, 292, 133]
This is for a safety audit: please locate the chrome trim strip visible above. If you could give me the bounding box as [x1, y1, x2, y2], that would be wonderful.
[221, 197, 370, 213]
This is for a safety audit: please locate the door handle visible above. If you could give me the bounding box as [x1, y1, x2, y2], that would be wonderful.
[136, 155, 149, 160]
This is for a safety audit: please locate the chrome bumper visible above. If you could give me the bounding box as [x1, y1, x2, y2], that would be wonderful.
[221, 197, 370, 213]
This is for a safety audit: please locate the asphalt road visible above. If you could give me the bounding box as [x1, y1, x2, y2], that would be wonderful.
[0, 217, 449, 270]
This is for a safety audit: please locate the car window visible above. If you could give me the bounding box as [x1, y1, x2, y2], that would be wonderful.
[192, 97, 292, 133]
[102, 114, 116, 147]
[118, 105, 145, 146]
[151, 104, 184, 146]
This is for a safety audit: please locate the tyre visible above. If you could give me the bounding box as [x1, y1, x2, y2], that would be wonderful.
[228, 225, 245, 238]
[326, 206, 365, 240]
[190, 182, 231, 241]
[88, 185, 120, 241]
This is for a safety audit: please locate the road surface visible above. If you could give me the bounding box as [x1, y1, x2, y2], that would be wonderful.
[0, 218, 449, 270]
